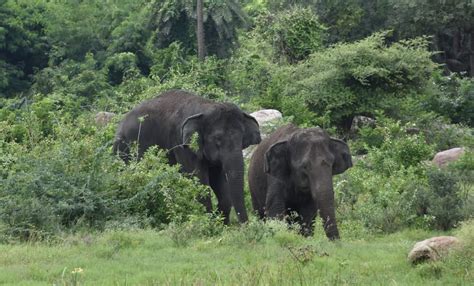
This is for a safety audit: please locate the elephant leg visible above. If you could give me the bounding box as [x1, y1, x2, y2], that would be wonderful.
[196, 166, 212, 213]
[265, 177, 288, 219]
[297, 200, 318, 236]
[209, 167, 232, 224]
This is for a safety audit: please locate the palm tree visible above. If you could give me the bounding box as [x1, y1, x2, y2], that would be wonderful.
[150, 0, 248, 58]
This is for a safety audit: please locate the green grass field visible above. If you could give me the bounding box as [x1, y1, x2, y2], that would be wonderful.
[1, 221, 472, 285]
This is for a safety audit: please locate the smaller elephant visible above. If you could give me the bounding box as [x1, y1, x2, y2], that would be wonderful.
[248, 124, 352, 240]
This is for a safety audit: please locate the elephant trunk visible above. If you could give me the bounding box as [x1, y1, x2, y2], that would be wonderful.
[310, 169, 340, 240]
[223, 152, 248, 223]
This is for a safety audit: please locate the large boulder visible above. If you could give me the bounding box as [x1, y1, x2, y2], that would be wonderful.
[408, 236, 460, 264]
[250, 109, 283, 127]
[244, 109, 283, 159]
[95, 111, 115, 127]
[432, 147, 465, 167]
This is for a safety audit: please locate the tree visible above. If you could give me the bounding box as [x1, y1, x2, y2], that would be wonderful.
[150, 0, 248, 58]
[0, 0, 50, 97]
[196, 0, 205, 60]
[387, 0, 474, 76]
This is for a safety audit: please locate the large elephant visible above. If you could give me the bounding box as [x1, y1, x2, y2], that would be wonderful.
[248, 124, 352, 239]
[113, 90, 261, 224]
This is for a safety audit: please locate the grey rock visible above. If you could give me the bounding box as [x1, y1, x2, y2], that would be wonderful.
[250, 109, 283, 126]
[244, 109, 283, 159]
[432, 147, 465, 167]
[95, 111, 115, 127]
[408, 236, 460, 264]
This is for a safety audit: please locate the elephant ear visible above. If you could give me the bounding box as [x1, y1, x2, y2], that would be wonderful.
[264, 141, 289, 177]
[181, 113, 203, 145]
[242, 113, 261, 149]
[330, 138, 353, 175]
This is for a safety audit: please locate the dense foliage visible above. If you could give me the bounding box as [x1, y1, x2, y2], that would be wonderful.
[0, 0, 473, 242]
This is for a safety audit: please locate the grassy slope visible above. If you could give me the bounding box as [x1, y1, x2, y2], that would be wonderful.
[1, 225, 472, 285]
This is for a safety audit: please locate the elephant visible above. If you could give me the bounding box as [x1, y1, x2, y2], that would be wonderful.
[248, 124, 352, 239]
[113, 89, 261, 224]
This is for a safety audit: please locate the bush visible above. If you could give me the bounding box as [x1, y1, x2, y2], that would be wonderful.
[226, 32, 275, 101]
[429, 74, 474, 127]
[33, 54, 114, 107]
[423, 167, 464, 230]
[411, 152, 474, 231]
[283, 32, 437, 126]
[0, 113, 208, 240]
[149, 42, 187, 81]
[337, 117, 438, 232]
[339, 164, 428, 233]
[252, 65, 318, 126]
[104, 52, 140, 85]
[338, 128, 472, 233]
[447, 220, 474, 272]
[363, 117, 435, 174]
[413, 113, 474, 151]
[255, 7, 326, 63]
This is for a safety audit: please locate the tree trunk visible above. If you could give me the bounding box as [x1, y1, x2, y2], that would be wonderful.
[470, 31, 474, 77]
[453, 29, 461, 59]
[196, 0, 206, 60]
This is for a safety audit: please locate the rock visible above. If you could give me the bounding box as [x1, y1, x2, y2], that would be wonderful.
[408, 236, 460, 264]
[350, 116, 376, 136]
[432, 147, 465, 167]
[95, 111, 115, 127]
[250, 109, 283, 127]
[244, 109, 284, 159]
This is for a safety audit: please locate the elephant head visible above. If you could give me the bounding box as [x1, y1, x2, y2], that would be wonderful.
[181, 104, 261, 222]
[263, 127, 352, 239]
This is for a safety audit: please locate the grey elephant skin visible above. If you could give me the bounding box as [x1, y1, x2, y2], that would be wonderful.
[248, 124, 352, 239]
[113, 90, 261, 224]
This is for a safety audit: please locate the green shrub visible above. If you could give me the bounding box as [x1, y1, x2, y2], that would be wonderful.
[413, 113, 474, 151]
[362, 118, 434, 174]
[340, 164, 428, 233]
[425, 167, 464, 230]
[284, 32, 437, 126]
[252, 65, 318, 126]
[104, 52, 140, 85]
[411, 154, 473, 231]
[429, 74, 474, 127]
[0, 114, 208, 240]
[32, 54, 114, 109]
[337, 117, 439, 233]
[339, 132, 471, 233]
[446, 220, 474, 274]
[226, 32, 275, 101]
[149, 42, 187, 81]
[255, 7, 326, 63]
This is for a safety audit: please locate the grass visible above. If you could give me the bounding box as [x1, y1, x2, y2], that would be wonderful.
[0, 221, 472, 285]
